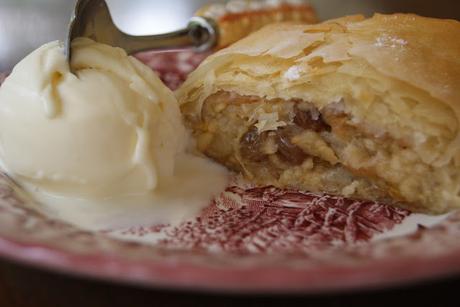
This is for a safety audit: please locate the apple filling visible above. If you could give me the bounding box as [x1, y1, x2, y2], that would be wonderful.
[184, 90, 454, 211]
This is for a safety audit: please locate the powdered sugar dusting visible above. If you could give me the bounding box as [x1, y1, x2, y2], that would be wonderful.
[284, 65, 302, 81]
[374, 34, 408, 48]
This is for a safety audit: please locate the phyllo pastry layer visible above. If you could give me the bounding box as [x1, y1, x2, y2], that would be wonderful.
[177, 14, 460, 213]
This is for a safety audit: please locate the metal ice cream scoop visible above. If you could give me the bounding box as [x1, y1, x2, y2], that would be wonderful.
[65, 0, 218, 65]
[65, 0, 318, 72]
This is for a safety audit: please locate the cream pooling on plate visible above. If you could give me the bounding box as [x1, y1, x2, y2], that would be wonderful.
[0, 38, 187, 197]
[0, 38, 228, 230]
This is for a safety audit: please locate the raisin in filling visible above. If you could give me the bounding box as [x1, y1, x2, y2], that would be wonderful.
[240, 126, 270, 163]
[275, 126, 309, 165]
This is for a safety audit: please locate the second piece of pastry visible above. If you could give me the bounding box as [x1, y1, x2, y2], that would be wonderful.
[177, 14, 460, 214]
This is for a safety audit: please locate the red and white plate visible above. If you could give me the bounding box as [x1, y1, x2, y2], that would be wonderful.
[0, 51, 459, 294]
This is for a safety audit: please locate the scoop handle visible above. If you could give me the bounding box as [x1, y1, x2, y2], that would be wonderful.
[119, 17, 218, 55]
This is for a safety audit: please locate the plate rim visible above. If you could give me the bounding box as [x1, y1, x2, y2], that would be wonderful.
[1, 233, 460, 294]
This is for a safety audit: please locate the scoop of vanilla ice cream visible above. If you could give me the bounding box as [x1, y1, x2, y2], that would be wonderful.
[0, 38, 186, 197]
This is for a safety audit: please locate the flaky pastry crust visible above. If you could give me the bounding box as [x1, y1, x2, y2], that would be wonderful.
[196, 0, 318, 49]
[177, 14, 460, 213]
